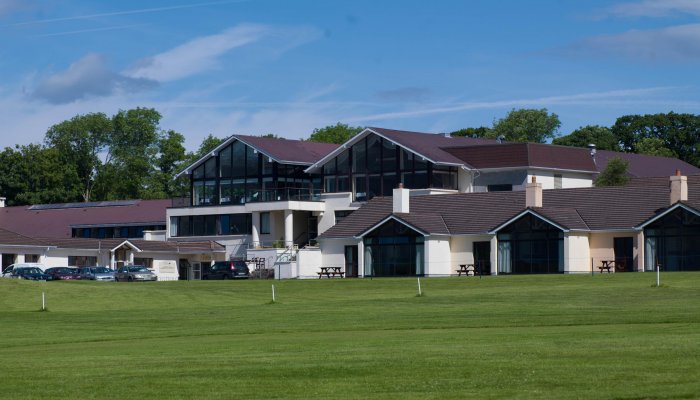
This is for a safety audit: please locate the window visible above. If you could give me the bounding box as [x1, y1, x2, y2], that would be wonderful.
[220, 145, 232, 177]
[68, 256, 97, 267]
[134, 258, 153, 269]
[260, 212, 271, 234]
[170, 217, 178, 237]
[334, 210, 354, 224]
[220, 214, 252, 235]
[488, 184, 513, 192]
[554, 174, 563, 189]
[24, 254, 39, 263]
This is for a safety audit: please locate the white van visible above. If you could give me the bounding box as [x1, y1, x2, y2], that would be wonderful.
[1, 263, 47, 278]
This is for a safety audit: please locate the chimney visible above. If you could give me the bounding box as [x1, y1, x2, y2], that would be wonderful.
[525, 177, 543, 208]
[670, 169, 688, 204]
[393, 183, 410, 213]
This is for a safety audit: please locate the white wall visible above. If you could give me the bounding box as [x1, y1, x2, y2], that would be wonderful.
[297, 248, 322, 279]
[564, 233, 591, 273]
[528, 169, 594, 189]
[317, 192, 356, 235]
[425, 237, 451, 276]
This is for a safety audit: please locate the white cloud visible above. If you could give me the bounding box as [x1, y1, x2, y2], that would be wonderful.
[605, 0, 700, 18]
[33, 53, 156, 104]
[125, 23, 321, 82]
[562, 24, 700, 62]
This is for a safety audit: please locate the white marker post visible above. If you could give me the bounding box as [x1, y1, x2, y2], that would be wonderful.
[271, 284, 276, 303]
[656, 263, 660, 287]
[417, 277, 422, 297]
[42, 291, 45, 311]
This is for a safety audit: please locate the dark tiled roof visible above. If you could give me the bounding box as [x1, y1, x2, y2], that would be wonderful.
[368, 127, 498, 166]
[0, 228, 51, 247]
[320, 176, 700, 238]
[443, 143, 597, 171]
[235, 135, 340, 164]
[0, 199, 169, 239]
[36, 237, 225, 253]
[594, 150, 700, 178]
[443, 142, 700, 177]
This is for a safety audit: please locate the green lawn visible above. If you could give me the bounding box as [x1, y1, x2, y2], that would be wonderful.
[1, 273, 699, 399]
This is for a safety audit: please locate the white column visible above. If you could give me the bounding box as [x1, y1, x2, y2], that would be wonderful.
[110, 252, 115, 269]
[251, 212, 260, 248]
[490, 235, 498, 276]
[129, 251, 134, 264]
[284, 210, 294, 248]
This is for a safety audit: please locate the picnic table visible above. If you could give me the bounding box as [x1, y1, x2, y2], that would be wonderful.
[456, 264, 476, 276]
[318, 267, 345, 279]
[598, 260, 614, 273]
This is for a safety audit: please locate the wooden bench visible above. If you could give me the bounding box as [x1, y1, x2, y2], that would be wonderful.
[456, 264, 475, 276]
[598, 260, 614, 273]
[318, 267, 344, 279]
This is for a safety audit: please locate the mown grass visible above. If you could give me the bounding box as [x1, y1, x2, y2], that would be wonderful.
[1, 273, 699, 399]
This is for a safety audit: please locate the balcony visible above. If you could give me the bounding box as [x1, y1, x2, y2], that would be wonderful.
[177, 188, 324, 208]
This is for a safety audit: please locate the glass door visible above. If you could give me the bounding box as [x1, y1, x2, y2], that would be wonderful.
[344, 246, 358, 277]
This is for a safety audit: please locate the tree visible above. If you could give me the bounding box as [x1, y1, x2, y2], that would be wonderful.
[44, 112, 112, 202]
[148, 130, 189, 198]
[0, 145, 80, 205]
[635, 137, 677, 158]
[611, 112, 700, 165]
[308, 123, 363, 144]
[552, 125, 619, 151]
[595, 157, 630, 187]
[450, 126, 492, 138]
[194, 134, 225, 159]
[491, 108, 561, 143]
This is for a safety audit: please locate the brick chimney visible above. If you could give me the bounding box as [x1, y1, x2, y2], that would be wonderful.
[393, 183, 410, 213]
[670, 169, 688, 204]
[526, 177, 543, 208]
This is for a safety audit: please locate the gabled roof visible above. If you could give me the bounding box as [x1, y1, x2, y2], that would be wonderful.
[634, 202, 700, 229]
[319, 175, 700, 239]
[178, 134, 339, 177]
[0, 199, 169, 239]
[305, 127, 498, 173]
[355, 214, 430, 238]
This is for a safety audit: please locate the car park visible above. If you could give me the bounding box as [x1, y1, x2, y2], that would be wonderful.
[115, 265, 157, 282]
[78, 266, 115, 281]
[201, 260, 250, 280]
[9, 267, 51, 281]
[2, 263, 47, 278]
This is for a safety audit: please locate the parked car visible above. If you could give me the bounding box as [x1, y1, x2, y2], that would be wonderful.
[10, 266, 51, 281]
[45, 267, 82, 280]
[2, 263, 47, 278]
[78, 266, 116, 281]
[202, 260, 250, 280]
[115, 265, 157, 282]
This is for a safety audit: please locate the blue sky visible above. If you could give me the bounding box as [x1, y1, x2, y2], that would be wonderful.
[1, 0, 699, 150]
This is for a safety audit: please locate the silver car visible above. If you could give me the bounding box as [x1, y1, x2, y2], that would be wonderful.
[115, 265, 157, 282]
[79, 266, 116, 281]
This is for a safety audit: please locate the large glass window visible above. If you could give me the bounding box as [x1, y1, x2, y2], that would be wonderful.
[644, 208, 700, 271]
[497, 214, 563, 274]
[220, 145, 232, 177]
[220, 214, 252, 235]
[260, 212, 271, 234]
[363, 219, 425, 277]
